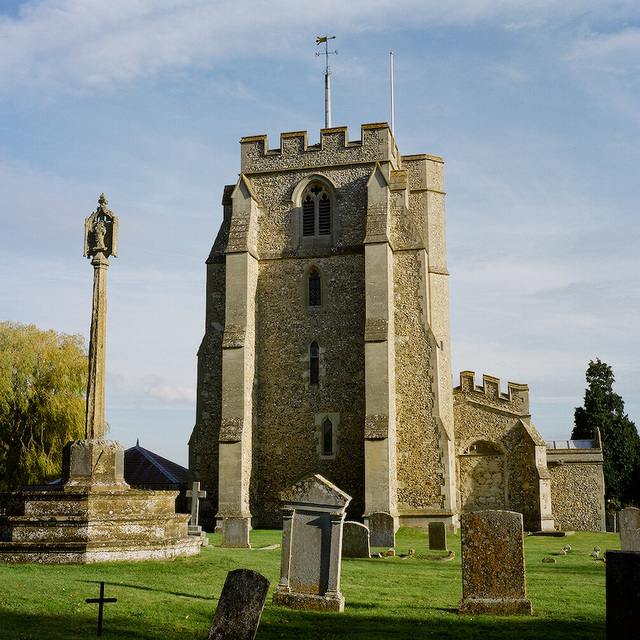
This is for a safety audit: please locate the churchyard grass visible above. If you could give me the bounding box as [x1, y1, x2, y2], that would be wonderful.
[0, 528, 615, 640]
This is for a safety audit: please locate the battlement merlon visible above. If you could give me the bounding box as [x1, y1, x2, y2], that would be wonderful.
[239, 123, 444, 189]
[456, 371, 530, 414]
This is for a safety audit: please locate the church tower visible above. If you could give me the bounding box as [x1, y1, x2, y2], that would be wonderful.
[189, 123, 458, 545]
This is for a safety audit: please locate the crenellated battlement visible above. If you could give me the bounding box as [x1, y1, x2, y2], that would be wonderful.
[456, 370, 530, 414]
[240, 123, 403, 174]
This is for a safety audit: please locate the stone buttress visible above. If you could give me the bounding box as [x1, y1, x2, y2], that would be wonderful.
[190, 124, 458, 543]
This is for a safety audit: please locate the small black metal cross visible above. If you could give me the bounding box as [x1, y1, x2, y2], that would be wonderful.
[86, 581, 117, 637]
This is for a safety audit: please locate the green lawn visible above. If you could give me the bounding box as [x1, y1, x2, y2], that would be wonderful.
[0, 528, 616, 640]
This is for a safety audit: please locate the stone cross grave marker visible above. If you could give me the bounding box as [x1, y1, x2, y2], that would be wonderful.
[187, 482, 206, 525]
[619, 507, 640, 551]
[208, 569, 270, 640]
[86, 581, 117, 637]
[272, 473, 351, 612]
[458, 510, 532, 616]
[428, 521, 447, 551]
[606, 550, 640, 639]
[342, 521, 370, 558]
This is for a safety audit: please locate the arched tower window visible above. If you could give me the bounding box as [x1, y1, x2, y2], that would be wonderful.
[308, 268, 322, 307]
[302, 183, 332, 237]
[322, 417, 333, 456]
[310, 341, 319, 385]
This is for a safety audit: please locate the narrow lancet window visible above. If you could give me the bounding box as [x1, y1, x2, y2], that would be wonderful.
[308, 269, 321, 307]
[322, 417, 333, 455]
[310, 341, 319, 385]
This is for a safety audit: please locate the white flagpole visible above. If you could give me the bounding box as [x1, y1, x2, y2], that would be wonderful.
[390, 51, 395, 136]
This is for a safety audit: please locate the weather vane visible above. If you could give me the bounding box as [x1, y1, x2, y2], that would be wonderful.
[316, 36, 338, 129]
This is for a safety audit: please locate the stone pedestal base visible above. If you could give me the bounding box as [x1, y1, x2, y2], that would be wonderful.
[62, 439, 128, 490]
[221, 517, 251, 548]
[272, 589, 345, 612]
[458, 597, 533, 616]
[0, 473, 201, 564]
[188, 524, 209, 546]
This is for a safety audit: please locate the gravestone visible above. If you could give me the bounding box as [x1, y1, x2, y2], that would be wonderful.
[428, 521, 447, 551]
[342, 521, 370, 558]
[208, 569, 270, 640]
[619, 507, 640, 551]
[606, 550, 640, 639]
[221, 517, 252, 549]
[272, 474, 351, 612]
[86, 581, 117, 637]
[187, 481, 208, 545]
[367, 512, 395, 548]
[458, 510, 532, 615]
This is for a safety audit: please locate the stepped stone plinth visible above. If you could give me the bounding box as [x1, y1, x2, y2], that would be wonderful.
[0, 196, 201, 564]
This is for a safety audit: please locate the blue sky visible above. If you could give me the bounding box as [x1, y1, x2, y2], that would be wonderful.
[1, 1, 638, 466]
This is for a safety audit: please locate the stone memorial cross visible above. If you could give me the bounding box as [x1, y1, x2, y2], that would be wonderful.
[83, 194, 118, 440]
[186, 481, 207, 527]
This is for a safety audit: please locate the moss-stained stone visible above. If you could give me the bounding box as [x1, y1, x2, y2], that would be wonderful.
[190, 123, 604, 541]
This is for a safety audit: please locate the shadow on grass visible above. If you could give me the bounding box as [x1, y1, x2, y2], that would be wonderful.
[80, 579, 217, 601]
[0, 607, 605, 640]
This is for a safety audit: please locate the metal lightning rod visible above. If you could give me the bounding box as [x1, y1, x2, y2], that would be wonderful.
[390, 51, 395, 136]
[316, 36, 338, 128]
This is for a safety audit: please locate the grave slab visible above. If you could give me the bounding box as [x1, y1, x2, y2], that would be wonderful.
[342, 521, 370, 558]
[606, 550, 640, 639]
[208, 569, 270, 640]
[273, 474, 350, 612]
[429, 521, 447, 551]
[619, 507, 640, 551]
[458, 510, 532, 616]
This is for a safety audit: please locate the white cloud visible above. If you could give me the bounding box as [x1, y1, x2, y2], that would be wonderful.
[567, 27, 640, 74]
[148, 385, 196, 403]
[1, 0, 637, 95]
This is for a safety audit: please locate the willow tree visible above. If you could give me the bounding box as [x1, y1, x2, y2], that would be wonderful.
[0, 321, 87, 491]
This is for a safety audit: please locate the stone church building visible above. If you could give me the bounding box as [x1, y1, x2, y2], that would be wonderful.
[189, 123, 605, 545]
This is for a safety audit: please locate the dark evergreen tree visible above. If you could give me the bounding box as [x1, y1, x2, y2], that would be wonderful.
[572, 359, 640, 505]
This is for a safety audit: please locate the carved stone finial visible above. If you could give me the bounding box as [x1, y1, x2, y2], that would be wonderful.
[84, 194, 118, 261]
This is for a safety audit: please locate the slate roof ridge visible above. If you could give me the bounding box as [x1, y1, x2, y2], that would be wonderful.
[125, 441, 186, 484]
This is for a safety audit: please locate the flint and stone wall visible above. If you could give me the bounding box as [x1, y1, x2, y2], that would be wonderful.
[453, 372, 553, 531]
[547, 445, 605, 532]
[190, 124, 455, 528]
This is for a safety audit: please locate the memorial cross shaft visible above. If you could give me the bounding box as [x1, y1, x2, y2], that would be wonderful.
[187, 481, 207, 526]
[83, 194, 118, 439]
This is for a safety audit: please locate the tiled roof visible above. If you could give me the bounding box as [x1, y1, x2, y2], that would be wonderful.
[124, 441, 189, 486]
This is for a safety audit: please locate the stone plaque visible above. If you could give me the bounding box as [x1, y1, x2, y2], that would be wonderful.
[208, 569, 270, 640]
[342, 521, 370, 558]
[428, 521, 447, 551]
[272, 474, 351, 612]
[458, 510, 532, 615]
[619, 507, 640, 551]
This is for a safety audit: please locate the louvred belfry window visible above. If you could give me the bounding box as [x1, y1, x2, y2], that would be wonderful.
[301, 183, 331, 236]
